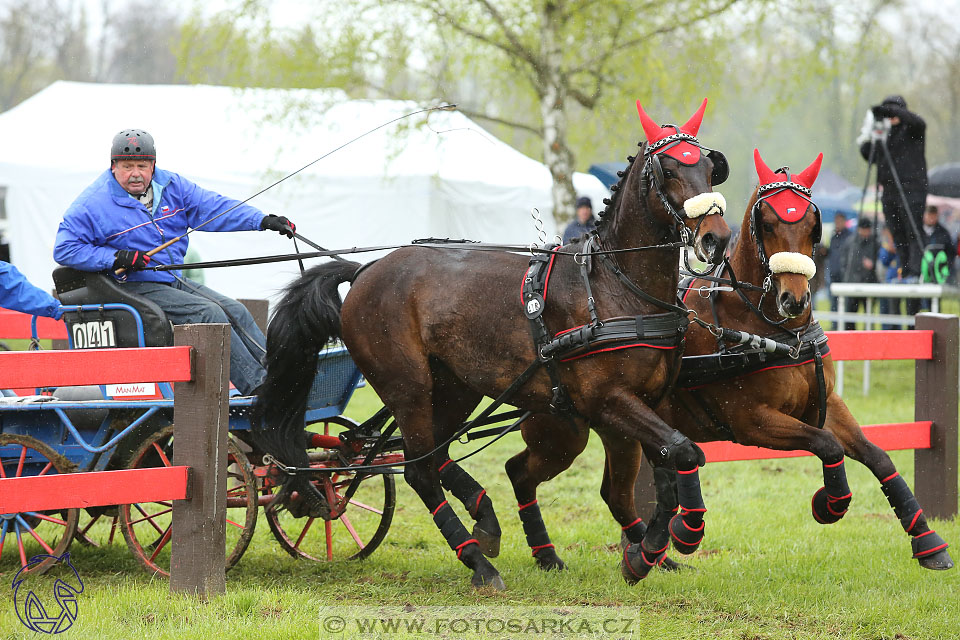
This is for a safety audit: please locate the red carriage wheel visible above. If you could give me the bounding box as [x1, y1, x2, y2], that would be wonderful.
[0, 434, 79, 575]
[75, 508, 120, 548]
[120, 425, 257, 577]
[262, 416, 397, 562]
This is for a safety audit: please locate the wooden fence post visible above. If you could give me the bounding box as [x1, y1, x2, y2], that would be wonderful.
[914, 313, 959, 520]
[170, 323, 230, 597]
[238, 299, 269, 334]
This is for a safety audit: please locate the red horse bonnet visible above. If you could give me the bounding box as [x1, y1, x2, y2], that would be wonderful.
[636, 98, 708, 165]
[754, 149, 823, 223]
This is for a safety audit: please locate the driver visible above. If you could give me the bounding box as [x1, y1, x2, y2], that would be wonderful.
[54, 129, 295, 395]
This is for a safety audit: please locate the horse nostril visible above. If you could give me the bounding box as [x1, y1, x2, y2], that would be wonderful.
[701, 232, 717, 253]
[778, 291, 793, 308]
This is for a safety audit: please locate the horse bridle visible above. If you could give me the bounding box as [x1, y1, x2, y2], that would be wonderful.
[641, 127, 729, 275]
[750, 167, 823, 293]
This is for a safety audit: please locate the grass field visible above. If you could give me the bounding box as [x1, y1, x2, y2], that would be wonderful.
[1, 359, 958, 639]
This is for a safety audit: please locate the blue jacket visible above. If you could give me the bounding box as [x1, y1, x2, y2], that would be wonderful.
[1, 261, 62, 318]
[54, 168, 266, 283]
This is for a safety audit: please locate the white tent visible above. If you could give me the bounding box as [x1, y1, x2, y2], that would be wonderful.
[0, 81, 609, 303]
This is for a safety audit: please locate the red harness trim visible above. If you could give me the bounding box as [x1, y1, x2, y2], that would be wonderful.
[542, 253, 557, 302]
[431, 500, 449, 516]
[881, 471, 900, 483]
[823, 460, 844, 469]
[437, 459, 453, 473]
[554, 324, 585, 338]
[517, 499, 538, 511]
[682, 357, 816, 390]
[622, 517, 644, 530]
[455, 539, 479, 558]
[530, 543, 555, 556]
[474, 490, 486, 515]
[560, 342, 676, 363]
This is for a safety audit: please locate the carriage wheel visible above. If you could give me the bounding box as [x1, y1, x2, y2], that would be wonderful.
[263, 416, 397, 562]
[74, 508, 119, 548]
[120, 426, 257, 577]
[0, 434, 79, 575]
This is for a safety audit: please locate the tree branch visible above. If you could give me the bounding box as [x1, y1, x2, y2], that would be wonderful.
[472, 0, 541, 70]
[456, 107, 544, 137]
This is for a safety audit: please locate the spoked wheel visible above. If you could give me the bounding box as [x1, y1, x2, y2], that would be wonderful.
[75, 508, 120, 548]
[263, 416, 398, 562]
[120, 426, 257, 577]
[0, 435, 79, 575]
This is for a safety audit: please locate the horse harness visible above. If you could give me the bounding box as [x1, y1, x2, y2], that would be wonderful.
[677, 275, 831, 431]
[520, 236, 690, 415]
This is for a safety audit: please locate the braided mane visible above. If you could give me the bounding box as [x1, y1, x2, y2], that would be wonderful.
[595, 141, 645, 232]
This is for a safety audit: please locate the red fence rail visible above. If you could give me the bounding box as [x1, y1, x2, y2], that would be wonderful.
[637, 313, 959, 520]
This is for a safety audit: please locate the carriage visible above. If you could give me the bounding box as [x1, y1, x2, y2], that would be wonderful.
[0, 267, 403, 576]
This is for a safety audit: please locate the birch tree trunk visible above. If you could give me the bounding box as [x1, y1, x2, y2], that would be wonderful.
[540, 1, 577, 227]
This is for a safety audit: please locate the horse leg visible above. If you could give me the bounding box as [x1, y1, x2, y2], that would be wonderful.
[824, 394, 953, 570]
[504, 414, 589, 571]
[730, 405, 851, 525]
[437, 453, 502, 558]
[596, 391, 706, 583]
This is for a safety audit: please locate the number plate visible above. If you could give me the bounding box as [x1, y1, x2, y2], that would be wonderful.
[71, 320, 117, 349]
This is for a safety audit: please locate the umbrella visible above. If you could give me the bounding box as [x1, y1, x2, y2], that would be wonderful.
[928, 163, 960, 198]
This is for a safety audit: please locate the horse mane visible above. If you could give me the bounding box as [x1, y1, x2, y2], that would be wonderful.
[595, 142, 645, 232]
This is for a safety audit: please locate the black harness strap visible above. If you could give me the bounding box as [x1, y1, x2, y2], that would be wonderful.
[813, 340, 827, 429]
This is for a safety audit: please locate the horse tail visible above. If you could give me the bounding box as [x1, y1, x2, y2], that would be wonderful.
[253, 260, 359, 503]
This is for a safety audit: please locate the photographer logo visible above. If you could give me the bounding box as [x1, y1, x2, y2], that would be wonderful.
[12, 552, 84, 634]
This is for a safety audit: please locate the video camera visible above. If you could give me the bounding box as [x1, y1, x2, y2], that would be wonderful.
[870, 117, 892, 142]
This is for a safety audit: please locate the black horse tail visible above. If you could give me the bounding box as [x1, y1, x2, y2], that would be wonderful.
[252, 260, 360, 508]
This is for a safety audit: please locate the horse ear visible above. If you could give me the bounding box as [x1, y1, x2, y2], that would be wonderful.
[636, 100, 665, 144]
[795, 152, 824, 189]
[753, 148, 778, 185]
[680, 98, 708, 136]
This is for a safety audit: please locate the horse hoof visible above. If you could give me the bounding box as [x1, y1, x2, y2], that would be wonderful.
[621, 543, 661, 584]
[669, 513, 704, 555]
[533, 549, 566, 571]
[917, 548, 954, 571]
[471, 571, 506, 590]
[660, 555, 694, 572]
[913, 531, 952, 569]
[473, 525, 501, 558]
[811, 486, 849, 524]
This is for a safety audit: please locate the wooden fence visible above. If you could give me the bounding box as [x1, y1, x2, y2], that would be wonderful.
[0, 323, 230, 597]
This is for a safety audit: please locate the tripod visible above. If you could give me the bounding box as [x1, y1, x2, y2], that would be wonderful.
[859, 122, 927, 277]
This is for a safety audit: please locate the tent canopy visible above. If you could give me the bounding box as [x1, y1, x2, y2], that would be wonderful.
[0, 81, 608, 302]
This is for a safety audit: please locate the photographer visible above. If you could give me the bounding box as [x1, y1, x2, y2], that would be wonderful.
[857, 95, 927, 314]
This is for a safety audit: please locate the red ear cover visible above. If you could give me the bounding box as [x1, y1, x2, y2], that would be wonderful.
[636, 100, 665, 144]
[680, 98, 708, 137]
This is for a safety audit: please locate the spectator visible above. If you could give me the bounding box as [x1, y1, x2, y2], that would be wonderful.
[877, 227, 901, 329]
[562, 196, 597, 244]
[858, 95, 927, 315]
[825, 211, 852, 328]
[54, 129, 295, 396]
[840, 216, 878, 329]
[919, 205, 953, 284]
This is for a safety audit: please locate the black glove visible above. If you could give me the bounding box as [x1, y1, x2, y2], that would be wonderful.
[112, 249, 151, 271]
[260, 214, 296, 238]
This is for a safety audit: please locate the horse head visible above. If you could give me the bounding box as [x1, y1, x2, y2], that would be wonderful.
[748, 148, 823, 319]
[633, 98, 731, 264]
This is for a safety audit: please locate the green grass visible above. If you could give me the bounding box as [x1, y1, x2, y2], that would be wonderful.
[1, 364, 957, 639]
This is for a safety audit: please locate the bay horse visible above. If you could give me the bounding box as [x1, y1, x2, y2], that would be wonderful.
[498, 148, 952, 575]
[254, 99, 732, 589]
[656, 148, 952, 569]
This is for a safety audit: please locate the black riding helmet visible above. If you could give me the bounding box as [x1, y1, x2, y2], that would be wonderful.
[111, 129, 156, 164]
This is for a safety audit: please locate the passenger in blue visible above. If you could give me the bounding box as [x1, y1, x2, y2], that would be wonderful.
[54, 130, 296, 395]
[0, 261, 63, 319]
[562, 196, 597, 244]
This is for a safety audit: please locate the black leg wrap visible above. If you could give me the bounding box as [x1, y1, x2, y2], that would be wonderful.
[880, 472, 925, 535]
[432, 501, 478, 558]
[621, 517, 647, 545]
[517, 500, 554, 556]
[669, 466, 706, 554]
[811, 459, 852, 524]
[912, 530, 950, 559]
[439, 460, 484, 513]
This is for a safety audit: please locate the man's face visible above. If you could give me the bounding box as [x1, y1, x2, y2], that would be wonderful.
[112, 159, 155, 195]
[576, 205, 592, 223]
[923, 210, 938, 227]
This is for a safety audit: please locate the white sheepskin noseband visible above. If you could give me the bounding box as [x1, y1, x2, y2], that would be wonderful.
[769, 252, 816, 279]
[683, 192, 726, 218]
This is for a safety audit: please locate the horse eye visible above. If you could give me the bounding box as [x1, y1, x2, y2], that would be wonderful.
[762, 222, 774, 233]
